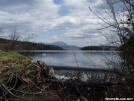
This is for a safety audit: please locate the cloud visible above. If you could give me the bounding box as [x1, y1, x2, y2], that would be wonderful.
[0, 0, 60, 36]
[0, 0, 116, 46]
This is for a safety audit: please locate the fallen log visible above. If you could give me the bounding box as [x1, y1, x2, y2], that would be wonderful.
[48, 65, 113, 72]
[35, 61, 124, 101]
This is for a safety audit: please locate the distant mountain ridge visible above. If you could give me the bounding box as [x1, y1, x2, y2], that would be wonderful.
[46, 41, 80, 49]
[51, 41, 68, 46]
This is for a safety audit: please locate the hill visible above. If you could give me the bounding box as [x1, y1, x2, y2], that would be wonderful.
[0, 38, 63, 51]
[47, 41, 80, 50]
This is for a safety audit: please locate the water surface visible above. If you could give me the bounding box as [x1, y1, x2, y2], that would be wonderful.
[19, 50, 120, 69]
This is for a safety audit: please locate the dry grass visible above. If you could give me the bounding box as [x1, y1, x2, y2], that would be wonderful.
[0, 51, 31, 68]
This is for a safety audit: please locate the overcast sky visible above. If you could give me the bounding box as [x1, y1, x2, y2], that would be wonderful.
[0, 0, 117, 47]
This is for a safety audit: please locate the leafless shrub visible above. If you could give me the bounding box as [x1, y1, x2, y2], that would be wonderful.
[89, 0, 134, 98]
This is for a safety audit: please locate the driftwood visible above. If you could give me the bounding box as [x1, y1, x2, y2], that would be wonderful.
[34, 61, 122, 101]
[0, 60, 123, 101]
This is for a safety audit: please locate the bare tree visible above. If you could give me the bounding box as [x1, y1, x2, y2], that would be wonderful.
[4, 28, 36, 51]
[6, 28, 20, 51]
[89, 0, 134, 97]
[0, 24, 4, 37]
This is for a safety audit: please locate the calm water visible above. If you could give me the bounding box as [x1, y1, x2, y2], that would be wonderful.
[20, 50, 120, 69]
[18, 50, 122, 80]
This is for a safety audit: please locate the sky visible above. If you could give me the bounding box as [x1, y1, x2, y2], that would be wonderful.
[0, 0, 119, 47]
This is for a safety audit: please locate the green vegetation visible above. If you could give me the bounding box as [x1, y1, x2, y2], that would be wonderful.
[0, 51, 28, 60]
[0, 51, 31, 68]
[0, 38, 63, 51]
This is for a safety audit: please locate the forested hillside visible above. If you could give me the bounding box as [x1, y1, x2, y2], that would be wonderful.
[81, 46, 118, 50]
[0, 38, 63, 51]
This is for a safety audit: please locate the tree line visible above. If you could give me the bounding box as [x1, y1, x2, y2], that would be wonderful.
[0, 38, 63, 51]
[81, 46, 118, 50]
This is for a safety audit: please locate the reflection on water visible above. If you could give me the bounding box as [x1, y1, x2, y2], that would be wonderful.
[19, 50, 121, 69]
[17, 50, 122, 81]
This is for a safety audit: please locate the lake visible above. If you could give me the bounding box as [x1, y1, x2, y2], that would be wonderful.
[19, 50, 121, 69]
[18, 50, 122, 80]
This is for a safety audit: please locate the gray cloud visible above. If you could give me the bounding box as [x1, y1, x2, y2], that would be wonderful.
[0, 0, 37, 13]
[0, 0, 120, 46]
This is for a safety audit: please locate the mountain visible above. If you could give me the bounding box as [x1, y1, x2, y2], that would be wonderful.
[47, 41, 80, 50]
[51, 41, 68, 46]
